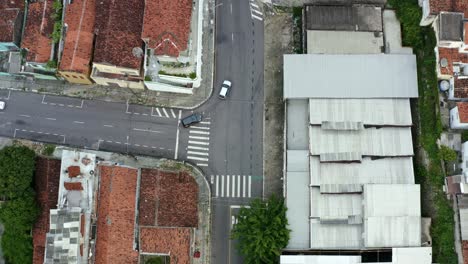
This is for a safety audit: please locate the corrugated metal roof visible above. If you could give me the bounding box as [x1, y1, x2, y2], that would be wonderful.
[287, 150, 309, 172]
[283, 54, 418, 99]
[321, 121, 363, 130]
[364, 216, 421, 247]
[392, 247, 432, 264]
[311, 157, 415, 186]
[287, 99, 309, 150]
[286, 171, 310, 249]
[310, 220, 363, 249]
[309, 98, 412, 126]
[460, 207, 468, 240]
[307, 30, 384, 54]
[310, 188, 362, 219]
[319, 152, 362, 162]
[364, 184, 420, 217]
[309, 126, 414, 156]
[280, 255, 362, 264]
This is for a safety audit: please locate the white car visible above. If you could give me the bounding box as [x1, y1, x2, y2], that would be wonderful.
[219, 80, 232, 99]
[0, 101, 5, 110]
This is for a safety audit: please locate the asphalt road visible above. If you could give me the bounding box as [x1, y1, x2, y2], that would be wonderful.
[204, 0, 264, 263]
[0, 0, 264, 262]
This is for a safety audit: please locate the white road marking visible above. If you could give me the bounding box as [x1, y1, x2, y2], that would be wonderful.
[243, 175, 246, 197]
[216, 175, 219, 197]
[133, 128, 162, 133]
[190, 126, 210, 130]
[188, 146, 209, 151]
[187, 156, 209, 161]
[188, 140, 209, 146]
[221, 175, 224, 197]
[135, 144, 141, 147]
[248, 175, 251, 197]
[251, 2, 259, 8]
[226, 175, 230, 197]
[162, 108, 169, 118]
[189, 130, 210, 135]
[19, 114, 30, 118]
[189, 135, 209, 140]
[156, 107, 162, 116]
[115, 142, 121, 144]
[143, 145, 148, 148]
[197, 163, 208, 167]
[252, 13, 263, 21]
[73, 121, 84, 124]
[59, 104, 64, 107]
[252, 8, 262, 15]
[187, 150, 209, 156]
[232, 175, 236, 198]
[200, 121, 211, 125]
[237, 175, 241, 197]
[46, 117, 56, 121]
[174, 110, 181, 159]
[171, 109, 176, 118]
[142, 113, 148, 116]
[106, 140, 113, 143]
[104, 124, 113, 127]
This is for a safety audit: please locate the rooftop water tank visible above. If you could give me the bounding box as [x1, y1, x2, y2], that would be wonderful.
[439, 80, 450, 92]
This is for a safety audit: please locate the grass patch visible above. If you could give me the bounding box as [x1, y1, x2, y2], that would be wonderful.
[42, 144, 56, 156]
[390, 0, 457, 263]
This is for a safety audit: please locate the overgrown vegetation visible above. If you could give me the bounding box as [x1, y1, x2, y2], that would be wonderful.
[42, 144, 56, 156]
[158, 70, 196, 79]
[390, 0, 457, 262]
[440, 145, 457, 162]
[50, 0, 63, 43]
[189, 72, 197, 79]
[231, 195, 290, 264]
[0, 146, 38, 264]
[292, 7, 303, 54]
[144, 256, 170, 264]
[45, 60, 57, 69]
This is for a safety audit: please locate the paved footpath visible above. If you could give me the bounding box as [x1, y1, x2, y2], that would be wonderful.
[0, 0, 215, 110]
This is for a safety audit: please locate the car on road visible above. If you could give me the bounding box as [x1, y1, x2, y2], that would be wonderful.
[181, 113, 202, 128]
[0, 101, 6, 110]
[219, 80, 232, 99]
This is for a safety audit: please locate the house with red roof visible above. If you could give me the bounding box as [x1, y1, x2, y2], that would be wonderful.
[450, 102, 468, 129]
[58, 0, 96, 85]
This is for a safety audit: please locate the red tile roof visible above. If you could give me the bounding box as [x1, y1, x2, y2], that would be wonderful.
[59, 0, 95, 74]
[95, 165, 139, 264]
[67, 165, 81, 177]
[463, 240, 468, 264]
[457, 102, 468, 123]
[33, 157, 61, 264]
[139, 227, 191, 263]
[430, 0, 468, 16]
[139, 169, 198, 227]
[0, 0, 24, 9]
[64, 182, 83, 190]
[21, 0, 54, 63]
[142, 0, 192, 57]
[93, 0, 144, 70]
[0, 8, 21, 43]
[454, 78, 468, 98]
[438, 47, 468, 75]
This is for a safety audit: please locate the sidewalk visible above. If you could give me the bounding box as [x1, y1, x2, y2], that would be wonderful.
[0, 0, 215, 110]
[263, 9, 294, 198]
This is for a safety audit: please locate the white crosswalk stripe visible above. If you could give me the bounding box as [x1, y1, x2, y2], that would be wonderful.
[186, 119, 211, 166]
[250, 0, 263, 21]
[211, 175, 252, 198]
[150, 107, 179, 119]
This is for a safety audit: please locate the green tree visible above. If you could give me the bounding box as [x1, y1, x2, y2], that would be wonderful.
[231, 195, 290, 264]
[0, 146, 36, 199]
[440, 145, 457, 162]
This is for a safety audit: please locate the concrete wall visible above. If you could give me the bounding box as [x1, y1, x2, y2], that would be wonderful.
[58, 70, 93, 85]
[450, 107, 468, 129]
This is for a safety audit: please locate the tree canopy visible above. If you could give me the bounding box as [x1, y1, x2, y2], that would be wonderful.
[231, 195, 290, 264]
[0, 145, 38, 264]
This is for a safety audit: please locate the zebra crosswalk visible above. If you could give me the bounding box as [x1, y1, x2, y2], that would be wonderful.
[152, 107, 179, 118]
[186, 119, 211, 167]
[211, 175, 252, 198]
[250, 0, 263, 21]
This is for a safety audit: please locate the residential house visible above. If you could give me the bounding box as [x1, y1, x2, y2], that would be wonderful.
[91, 0, 145, 89]
[141, 0, 193, 62]
[21, 0, 55, 64]
[58, 0, 96, 84]
[419, 0, 468, 26]
[0, 1, 24, 74]
[450, 102, 468, 129]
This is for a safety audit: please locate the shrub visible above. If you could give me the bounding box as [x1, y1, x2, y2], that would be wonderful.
[189, 72, 196, 79]
[42, 144, 56, 156]
[440, 145, 457, 162]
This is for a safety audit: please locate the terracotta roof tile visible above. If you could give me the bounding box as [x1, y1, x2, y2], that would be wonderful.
[463, 240, 468, 264]
[142, 0, 192, 57]
[94, 165, 139, 264]
[59, 0, 95, 74]
[64, 182, 83, 190]
[0, 8, 21, 43]
[430, 0, 468, 17]
[457, 102, 468, 123]
[454, 78, 468, 98]
[21, 0, 54, 63]
[139, 227, 191, 263]
[33, 157, 61, 264]
[67, 165, 81, 177]
[0, 0, 24, 9]
[438, 47, 468, 75]
[93, 0, 144, 70]
[139, 169, 198, 228]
